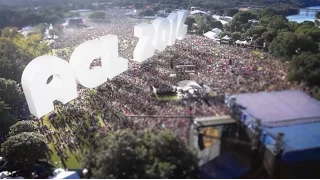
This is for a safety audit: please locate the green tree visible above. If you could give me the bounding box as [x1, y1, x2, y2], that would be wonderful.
[83, 129, 199, 179]
[0, 78, 26, 115]
[0, 38, 25, 82]
[295, 24, 320, 42]
[231, 32, 242, 40]
[0, 100, 10, 112]
[269, 32, 318, 59]
[1, 27, 22, 39]
[226, 9, 239, 17]
[288, 52, 320, 86]
[197, 15, 222, 34]
[8, 120, 37, 137]
[0, 99, 17, 134]
[1, 132, 50, 172]
[88, 12, 106, 20]
[219, 31, 231, 38]
[261, 29, 278, 44]
[230, 11, 256, 32]
[245, 26, 268, 38]
[267, 15, 290, 31]
[185, 16, 196, 31]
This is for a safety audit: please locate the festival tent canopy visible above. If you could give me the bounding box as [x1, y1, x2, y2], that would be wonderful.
[235, 40, 249, 45]
[51, 171, 80, 179]
[190, 10, 207, 15]
[222, 35, 232, 40]
[177, 80, 202, 91]
[204, 31, 218, 39]
[211, 28, 222, 34]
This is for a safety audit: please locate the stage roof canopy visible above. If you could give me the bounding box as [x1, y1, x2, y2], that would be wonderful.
[233, 90, 320, 127]
[230, 90, 320, 163]
[262, 122, 320, 162]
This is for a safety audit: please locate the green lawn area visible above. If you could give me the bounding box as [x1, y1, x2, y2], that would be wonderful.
[156, 95, 179, 101]
[42, 106, 106, 169]
[252, 50, 263, 55]
[43, 115, 82, 169]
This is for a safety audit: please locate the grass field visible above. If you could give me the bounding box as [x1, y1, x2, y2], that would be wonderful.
[156, 95, 179, 101]
[43, 107, 106, 169]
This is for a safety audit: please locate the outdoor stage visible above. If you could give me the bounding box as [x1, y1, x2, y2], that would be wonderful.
[222, 90, 320, 178]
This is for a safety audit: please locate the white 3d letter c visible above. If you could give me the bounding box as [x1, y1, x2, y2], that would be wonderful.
[69, 39, 109, 88]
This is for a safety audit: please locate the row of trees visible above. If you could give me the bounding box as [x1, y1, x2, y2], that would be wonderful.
[83, 129, 199, 179]
[0, 27, 49, 135]
[186, 7, 320, 99]
[0, 6, 70, 30]
[0, 119, 198, 179]
[114, 0, 308, 10]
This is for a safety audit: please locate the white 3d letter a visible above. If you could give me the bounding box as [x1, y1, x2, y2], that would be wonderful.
[21, 55, 78, 118]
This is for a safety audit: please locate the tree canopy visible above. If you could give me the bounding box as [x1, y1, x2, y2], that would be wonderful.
[83, 129, 199, 179]
[8, 120, 37, 137]
[288, 52, 320, 86]
[196, 15, 223, 34]
[1, 132, 50, 172]
[0, 98, 17, 135]
[269, 32, 318, 59]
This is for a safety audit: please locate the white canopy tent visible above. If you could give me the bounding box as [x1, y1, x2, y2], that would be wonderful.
[51, 171, 80, 179]
[211, 28, 222, 34]
[235, 40, 249, 45]
[204, 31, 219, 39]
[177, 80, 202, 92]
[222, 35, 232, 40]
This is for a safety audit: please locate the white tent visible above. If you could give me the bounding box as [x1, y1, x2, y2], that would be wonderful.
[0, 171, 9, 179]
[235, 40, 242, 44]
[242, 41, 249, 45]
[204, 31, 218, 39]
[177, 80, 202, 92]
[222, 35, 231, 40]
[211, 28, 222, 34]
[190, 10, 207, 15]
[235, 40, 249, 45]
[51, 171, 80, 179]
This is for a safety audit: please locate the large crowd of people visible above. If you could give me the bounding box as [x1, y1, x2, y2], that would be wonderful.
[38, 8, 303, 166]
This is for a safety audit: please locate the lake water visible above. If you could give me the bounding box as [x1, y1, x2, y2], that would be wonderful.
[286, 6, 320, 23]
